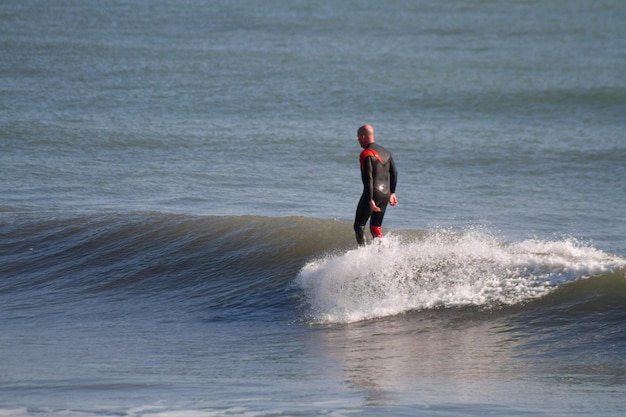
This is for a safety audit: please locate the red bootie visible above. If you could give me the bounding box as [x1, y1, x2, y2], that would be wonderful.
[370, 225, 383, 239]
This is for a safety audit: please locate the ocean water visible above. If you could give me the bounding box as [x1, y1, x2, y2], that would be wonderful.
[1, 0, 625, 416]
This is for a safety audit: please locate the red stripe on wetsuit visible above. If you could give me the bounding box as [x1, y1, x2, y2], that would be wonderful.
[359, 148, 384, 170]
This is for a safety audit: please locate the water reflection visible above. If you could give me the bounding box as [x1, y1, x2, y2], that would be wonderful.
[312, 308, 523, 405]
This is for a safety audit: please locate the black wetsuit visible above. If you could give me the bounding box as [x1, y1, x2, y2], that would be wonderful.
[354, 142, 397, 245]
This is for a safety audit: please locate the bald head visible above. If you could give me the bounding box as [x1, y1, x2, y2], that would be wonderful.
[357, 124, 375, 148]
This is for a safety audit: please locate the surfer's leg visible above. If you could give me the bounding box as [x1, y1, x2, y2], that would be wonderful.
[354, 194, 371, 246]
[354, 224, 366, 245]
[369, 203, 387, 239]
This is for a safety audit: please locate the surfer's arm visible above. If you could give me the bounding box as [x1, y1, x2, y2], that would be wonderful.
[361, 156, 375, 198]
[384, 153, 398, 207]
[362, 157, 382, 212]
[389, 155, 397, 194]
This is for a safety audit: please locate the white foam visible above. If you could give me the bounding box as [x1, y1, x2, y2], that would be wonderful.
[296, 230, 626, 324]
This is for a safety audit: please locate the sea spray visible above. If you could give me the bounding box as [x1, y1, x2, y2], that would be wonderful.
[296, 230, 626, 324]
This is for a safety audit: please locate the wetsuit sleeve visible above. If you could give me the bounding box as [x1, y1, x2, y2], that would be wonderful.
[361, 156, 375, 201]
[389, 155, 397, 193]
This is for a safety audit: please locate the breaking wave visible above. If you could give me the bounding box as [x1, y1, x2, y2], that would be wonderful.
[296, 229, 626, 323]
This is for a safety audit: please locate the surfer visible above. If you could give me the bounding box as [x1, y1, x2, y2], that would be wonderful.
[353, 124, 398, 246]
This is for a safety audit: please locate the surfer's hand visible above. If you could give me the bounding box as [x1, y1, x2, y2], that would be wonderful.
[389, 193, 398, 206]
[369, 200, 382, 212]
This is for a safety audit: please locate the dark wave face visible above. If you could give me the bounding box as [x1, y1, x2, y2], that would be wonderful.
[0, 213, 354, 323]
